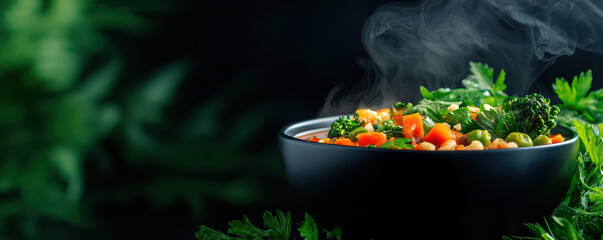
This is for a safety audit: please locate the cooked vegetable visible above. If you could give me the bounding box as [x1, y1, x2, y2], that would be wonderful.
[379, 138, 414, 150]
[502, 93, 560, 139]
[374, 119, 404, 138]
[356, 132, 388, 147]
[463, 140, 484, 151]
[334, 138, 355, 146]
[307, 62, 568, 151]
[402, 112, 424, 142]
[549, 134, 565, 144]
[347, 127, 368, 141]
[423, 123, 454, 147]
[328, 115, 364, 138]
[465, 129, 491, 146]
[485, 138, 518, 149]
[532, 135, 552, 146]
[505, 132, 533, 147]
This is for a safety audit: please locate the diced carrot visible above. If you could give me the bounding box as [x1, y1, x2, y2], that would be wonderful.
[423, 123, 454, 147]
[356, 132, 388, 147]
[393, 114, 403, 126]
[550, 134, 565, 143]
[402, 113, 424, 142]
[470, 113, 478, 121]
[308, 136, 320, 142]
[335, 138, 356, 146]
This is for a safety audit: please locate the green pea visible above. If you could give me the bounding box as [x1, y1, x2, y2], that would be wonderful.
[505, 132, 533, 147]
[533, 135, 552, 146]
[466, 130, 491, 146]
[348, 127, 368, 141]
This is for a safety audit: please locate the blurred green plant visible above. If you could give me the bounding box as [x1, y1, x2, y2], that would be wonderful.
[0, 0, 289, 239]
[0, 0, 149, 237]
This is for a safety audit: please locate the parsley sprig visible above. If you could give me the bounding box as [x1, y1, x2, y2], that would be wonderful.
[195, 210, 342, 240]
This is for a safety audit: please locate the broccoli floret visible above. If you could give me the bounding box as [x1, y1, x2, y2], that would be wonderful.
[328, 115, 364, 138]
[394, 102, 413, 111]
[502, 93, 560, 139]
[374, 119, 404, 138]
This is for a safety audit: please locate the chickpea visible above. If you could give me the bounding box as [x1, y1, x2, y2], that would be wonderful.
[437, 139, 457, 151]
[419, 142, 436, 151]
[462, 140, 484, 150]
[447, 104, 460, 112]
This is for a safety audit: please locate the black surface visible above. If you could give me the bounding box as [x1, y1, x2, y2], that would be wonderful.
[279, 116, 579, 239]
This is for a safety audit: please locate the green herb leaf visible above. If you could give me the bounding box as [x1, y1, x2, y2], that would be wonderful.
[226, 215, 269, 239]
[461, 62, 507, 96]
[263, 210, 291, 240]
[298, 213, 319, 240]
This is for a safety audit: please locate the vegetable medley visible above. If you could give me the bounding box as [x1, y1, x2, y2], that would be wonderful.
[304, 62, 566, 150]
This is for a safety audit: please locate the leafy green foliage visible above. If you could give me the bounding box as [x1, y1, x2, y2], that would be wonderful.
[328, 115, 365, 138]
[502, 93, 560, 139]
[462, 62, 508, 96]
[420, 62, 508, 106]
[195, 211, 342, 240]
[553, 70, 603, 126]
[509, 110, 603, 239]
[374, 119, 403, 138]
[448, 105, 517, 139]
[0, 0, 155, 238]
[404, 99, 459, 121]
[378, 138, 414, 150]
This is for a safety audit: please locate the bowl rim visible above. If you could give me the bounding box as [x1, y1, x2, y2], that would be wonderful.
[279, 115, 580, 153]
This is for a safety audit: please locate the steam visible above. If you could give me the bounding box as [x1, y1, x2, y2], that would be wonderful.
[319, 0, 603, 116]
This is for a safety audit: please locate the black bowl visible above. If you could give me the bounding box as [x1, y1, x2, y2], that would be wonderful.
[278, 116, 579, 239]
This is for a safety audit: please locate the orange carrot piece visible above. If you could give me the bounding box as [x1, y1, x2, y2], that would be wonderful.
[402, 113, 424, 142]
[356, 132, 388, 147]
[550, 134, 565, 143]
[335, 138, 356, 146]
[423, 123, 454, 147]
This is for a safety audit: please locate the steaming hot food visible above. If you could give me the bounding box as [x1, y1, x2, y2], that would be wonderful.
[303, 62, 566, 150]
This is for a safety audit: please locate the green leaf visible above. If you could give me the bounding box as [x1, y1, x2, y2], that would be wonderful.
[419, 86, 434, 99]
[48, 146, 82, 202]
[574, 120, 602, 167]
[79, 59, 122, 101]
[461, 62, 507, 97]
[588, 187, 603, 203]
[393, 138, 414, 149]
[195, 226, 233, 240]
[553, 70, 592, 107]
[263, 210, 291, 240]
[227, 215, 269, 239]
[324, 227, 343, 240]
[297, 213, 318, 240]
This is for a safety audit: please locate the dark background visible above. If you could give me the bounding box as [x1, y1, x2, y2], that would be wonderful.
[0, 0, 601, 239]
